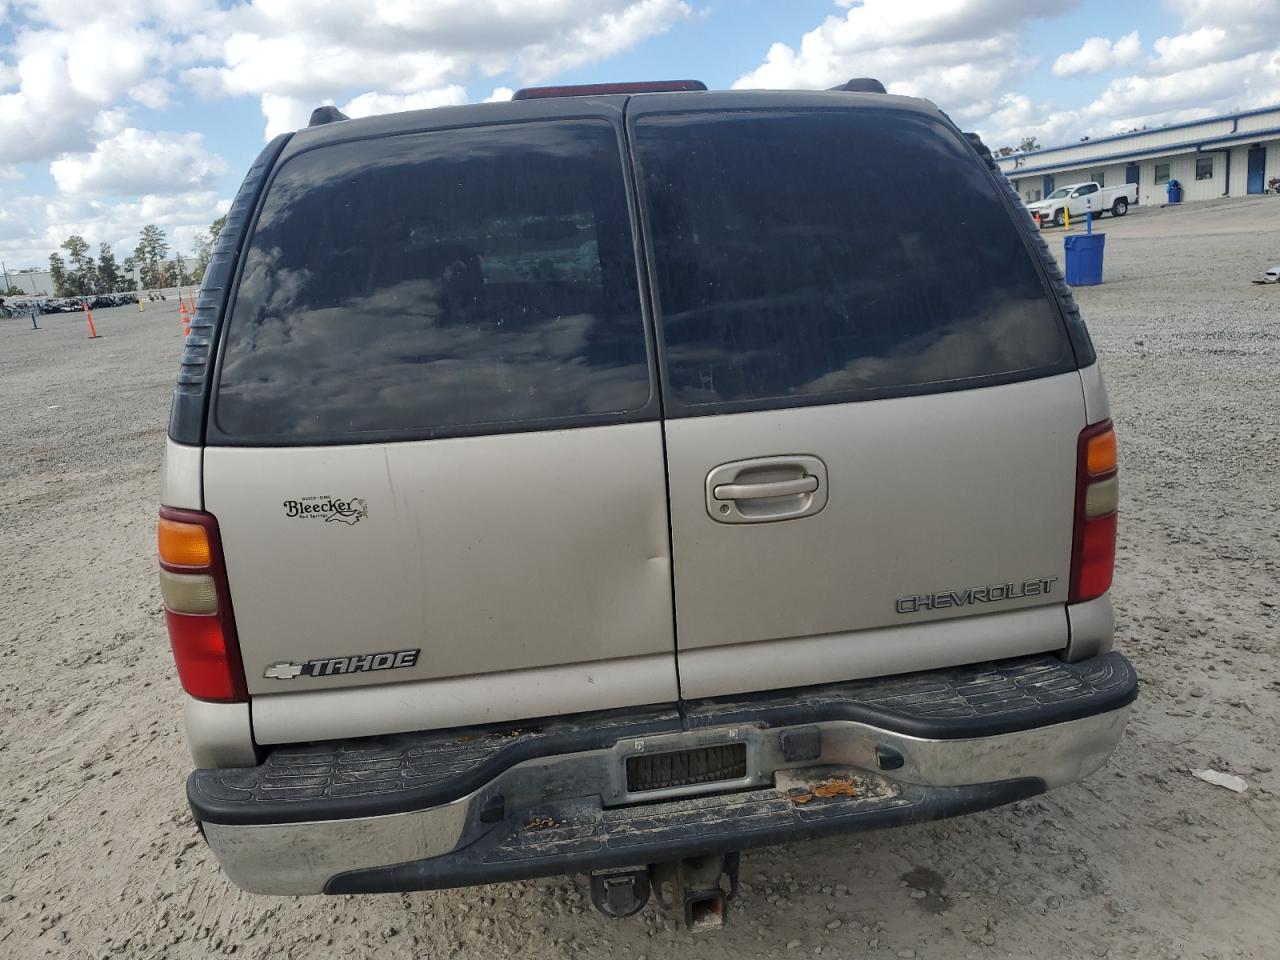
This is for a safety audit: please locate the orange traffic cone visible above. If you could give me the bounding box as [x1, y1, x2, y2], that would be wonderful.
[179, 299, 190, 336]
[83, 301, 100, 339]
[1034, 212, 1042, 230]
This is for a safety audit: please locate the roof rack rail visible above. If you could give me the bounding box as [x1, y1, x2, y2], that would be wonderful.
[308, 106, 350, 127]
[512, 80, 707, 100]
[828, 78, 887, 94]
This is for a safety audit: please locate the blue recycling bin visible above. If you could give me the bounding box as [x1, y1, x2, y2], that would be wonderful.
[1064, 233, 1106, 286]
[1166, 178, 1183, 203]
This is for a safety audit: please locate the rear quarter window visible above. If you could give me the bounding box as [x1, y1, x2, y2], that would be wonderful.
[212, 120, 652, 444]
[632, 108, 1072, 412]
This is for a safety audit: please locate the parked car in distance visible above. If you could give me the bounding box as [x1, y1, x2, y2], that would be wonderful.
[1028, 181, 1138, 226]
[160, 78, 1134, 928]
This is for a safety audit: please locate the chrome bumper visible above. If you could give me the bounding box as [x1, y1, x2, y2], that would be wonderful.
[201, 706, 1131, 895]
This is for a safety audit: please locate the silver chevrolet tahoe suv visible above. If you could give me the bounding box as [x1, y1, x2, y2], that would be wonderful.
[158, 79, 1133, 926]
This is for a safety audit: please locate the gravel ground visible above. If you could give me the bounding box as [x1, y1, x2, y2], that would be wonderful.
[2, 197, 1278, 959]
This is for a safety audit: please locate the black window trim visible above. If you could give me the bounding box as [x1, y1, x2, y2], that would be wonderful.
[204, 113, 663, 448]
[169, 132, 293, 446]
[624, 104, 1082, 421]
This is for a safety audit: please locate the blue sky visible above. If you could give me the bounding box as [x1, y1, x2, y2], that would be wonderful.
[1, 0, 1277, 270]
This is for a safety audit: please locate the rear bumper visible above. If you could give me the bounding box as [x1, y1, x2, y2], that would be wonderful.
[190, 652, 1137, 895]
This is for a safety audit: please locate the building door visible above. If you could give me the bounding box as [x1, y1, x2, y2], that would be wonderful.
[1126, 163, 1140, 186]
[1248, 147, 1266, 194]
[1043, 174, 1056, 196]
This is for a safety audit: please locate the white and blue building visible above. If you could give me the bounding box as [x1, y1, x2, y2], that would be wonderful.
[997, 104, 1280, 207]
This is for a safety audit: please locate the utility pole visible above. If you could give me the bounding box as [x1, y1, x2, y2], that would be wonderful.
[2, 260, 10, 292]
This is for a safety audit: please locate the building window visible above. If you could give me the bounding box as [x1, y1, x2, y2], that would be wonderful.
[1090, 170, 1106, 186]
[1026, 189, 1041, 202]
[1195, 157, 1213, 180]
[1155, 163, 1170, 184]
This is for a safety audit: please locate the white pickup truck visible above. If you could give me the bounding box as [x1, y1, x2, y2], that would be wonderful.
[1027, 181, 1137, 227]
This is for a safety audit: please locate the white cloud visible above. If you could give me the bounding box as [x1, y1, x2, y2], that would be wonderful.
[256, 85, 474, 140]
[0, 189, 229, 266]
[983, 46, 1280, 149]
[64, 22, 156, 104]
[181, 0, 690, 136]
[50, 128, 227, 196]
[92, 109, 130, 137]
[1149, 27, 1228, 73]
[129, 78, 173, 110]
[1083, 52, 1267, 123]
[0, 52, 92, 163]
[735, 0, 1280, 155]
[733, 0, 1071, 120]
[0, 196, 47, 246]
[260, 93, 314, 141]
[0, 15, 166, 165]
[1052, 31, 1141, 77]
[10, 0, 219, 32]
[512, 0, 692, 80]
[981, 92, 1078, 149]
[341, 86, 469, 119]
[192, 32, 457, 100]
[1163, 0, 1278, 32]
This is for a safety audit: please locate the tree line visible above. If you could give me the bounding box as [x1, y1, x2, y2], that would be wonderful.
[34, 215, 227, 298]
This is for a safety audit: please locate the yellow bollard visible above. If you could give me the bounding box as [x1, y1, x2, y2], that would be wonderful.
[1064, 206, 1071, 231]
[138, 296, 144, 312]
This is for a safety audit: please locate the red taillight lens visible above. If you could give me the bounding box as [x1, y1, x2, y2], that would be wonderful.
[1070, 420, 1119, 603]
[158, 507, 247, 703]
[164, 610, 245, 701]
[1073, 512, 1117, 601]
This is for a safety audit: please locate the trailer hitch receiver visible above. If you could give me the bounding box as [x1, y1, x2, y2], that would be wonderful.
[588, 854, 741, 928]
[653, 852, 741, 930]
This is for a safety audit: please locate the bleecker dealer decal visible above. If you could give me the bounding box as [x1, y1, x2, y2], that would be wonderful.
[282, 496, 368, 524]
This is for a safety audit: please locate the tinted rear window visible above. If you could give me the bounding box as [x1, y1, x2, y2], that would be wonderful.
[213, 120, 652, 443]
[633, 109, 1070, 410]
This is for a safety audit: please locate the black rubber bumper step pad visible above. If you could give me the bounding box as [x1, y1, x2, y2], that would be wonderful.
[324, 772, 1045, 894]
[189, 652, 1136, 826]
[626, 743, 747, 792]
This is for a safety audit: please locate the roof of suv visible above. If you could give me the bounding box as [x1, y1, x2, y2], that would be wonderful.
[283, 89, 944, 156]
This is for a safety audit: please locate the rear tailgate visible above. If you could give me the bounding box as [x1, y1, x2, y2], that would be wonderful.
[628, 96, 1086, 696]
[203, 110, 678, 739]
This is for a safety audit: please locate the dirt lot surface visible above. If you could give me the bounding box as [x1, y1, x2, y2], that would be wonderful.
[2, 198, 1278, 959]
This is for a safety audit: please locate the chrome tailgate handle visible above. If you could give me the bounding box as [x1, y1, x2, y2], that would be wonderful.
[713, 476, 818, 501]
[705, 456, 828, 524]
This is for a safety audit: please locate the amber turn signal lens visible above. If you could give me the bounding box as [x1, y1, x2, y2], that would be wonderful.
[1086, 427, 1117, 477]
[158, 517, 211, 567]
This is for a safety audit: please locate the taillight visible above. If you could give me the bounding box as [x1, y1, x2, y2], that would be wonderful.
[1070, 420, 1119, 603]
[157, 507, 247, 702]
